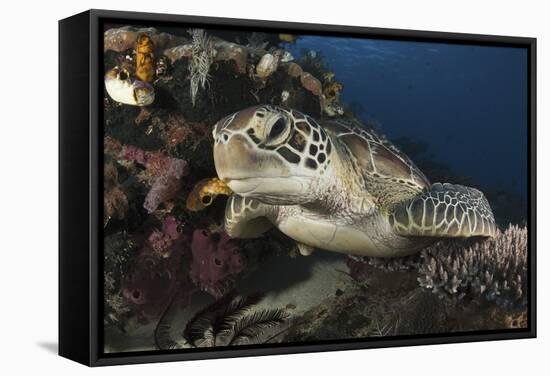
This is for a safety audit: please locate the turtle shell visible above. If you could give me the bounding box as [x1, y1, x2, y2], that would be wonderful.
[322, 118, 430, 204]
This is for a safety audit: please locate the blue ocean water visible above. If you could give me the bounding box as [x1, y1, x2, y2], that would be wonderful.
[288, 36, 528, 199]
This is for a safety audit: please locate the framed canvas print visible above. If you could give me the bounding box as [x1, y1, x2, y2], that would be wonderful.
[59, 9, 536, 366]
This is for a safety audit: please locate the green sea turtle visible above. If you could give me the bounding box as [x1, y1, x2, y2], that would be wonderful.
[212, 105, 496, 257]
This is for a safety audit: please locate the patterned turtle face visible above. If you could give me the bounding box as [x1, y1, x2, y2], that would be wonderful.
[213, 105, 333, 204]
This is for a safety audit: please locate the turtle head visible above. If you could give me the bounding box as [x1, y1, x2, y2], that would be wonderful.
[213, 105, 333, 205]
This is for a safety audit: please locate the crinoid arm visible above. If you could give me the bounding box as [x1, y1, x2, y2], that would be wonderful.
[389, 183, 496, 238]
[224, 195, 274, 238]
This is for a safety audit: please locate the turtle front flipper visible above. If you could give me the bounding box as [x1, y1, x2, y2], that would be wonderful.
[224, 195, 274, 239]
[389, 183, 496, 238]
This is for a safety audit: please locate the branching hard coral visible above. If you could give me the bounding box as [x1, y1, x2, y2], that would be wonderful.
[188, 29, 214, 106]
[183, 291, 289, 347]
[417, 225, 528, 309]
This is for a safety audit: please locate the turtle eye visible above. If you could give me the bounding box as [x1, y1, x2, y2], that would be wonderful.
[266, 116, 290, 146]
[270, 118, 286, 138]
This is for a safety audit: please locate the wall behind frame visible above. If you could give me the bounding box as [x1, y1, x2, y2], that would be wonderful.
[0, 0, 547, 375]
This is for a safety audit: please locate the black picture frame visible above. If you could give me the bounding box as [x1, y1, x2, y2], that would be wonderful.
[59, 9, 537, 367]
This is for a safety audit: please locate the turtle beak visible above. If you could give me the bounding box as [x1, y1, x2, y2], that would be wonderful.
[213, 133, 262, 182]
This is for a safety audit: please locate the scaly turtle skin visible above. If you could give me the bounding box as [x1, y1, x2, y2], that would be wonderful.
[212, 105, 496, 257]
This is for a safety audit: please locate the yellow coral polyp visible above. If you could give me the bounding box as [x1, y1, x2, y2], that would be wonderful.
[186, 177, 233, 211]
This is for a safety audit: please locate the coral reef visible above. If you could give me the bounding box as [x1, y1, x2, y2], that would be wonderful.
[211, 38, 248, 74]
[104, 26, 186, 53]
[188, 29, 215, 106]
[104, 142, 190, 214]
[143, 157, 188, 213]
[256, 52, 279, 80]
[246, 32, 269, 53]
[163, 44, 193, 63]
[298, 49, 329, 79]
[103, 232, 137, 325]
[164, 38, 248, 75]
[286, 62, 303, 78]
[105, 66, 155, 106]
[103, 163, 129, 227]
[183, 292, 289, 347]
[148, 41, 341, 124]
[186, 177, 233, 211]
[417, 225, 527, 309]
[300, 72, 323, 96]
[121, 216, 188, 322]
[321, 81, 345, 117]
[154, 55, 171, 78]
[346, 254, 421, 280]
[190, 229, 244, 298]
[104, 31, 160, 106]
[135, 34, 155, 83]
[147, 216, 183, 259]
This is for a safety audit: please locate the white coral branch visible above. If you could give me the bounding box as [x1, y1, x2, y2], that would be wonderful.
[188, 29, 215, 106]
[417, 225, 528, 309]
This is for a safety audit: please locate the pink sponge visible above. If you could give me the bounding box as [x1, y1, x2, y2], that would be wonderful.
[190, 229, 243, 298]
